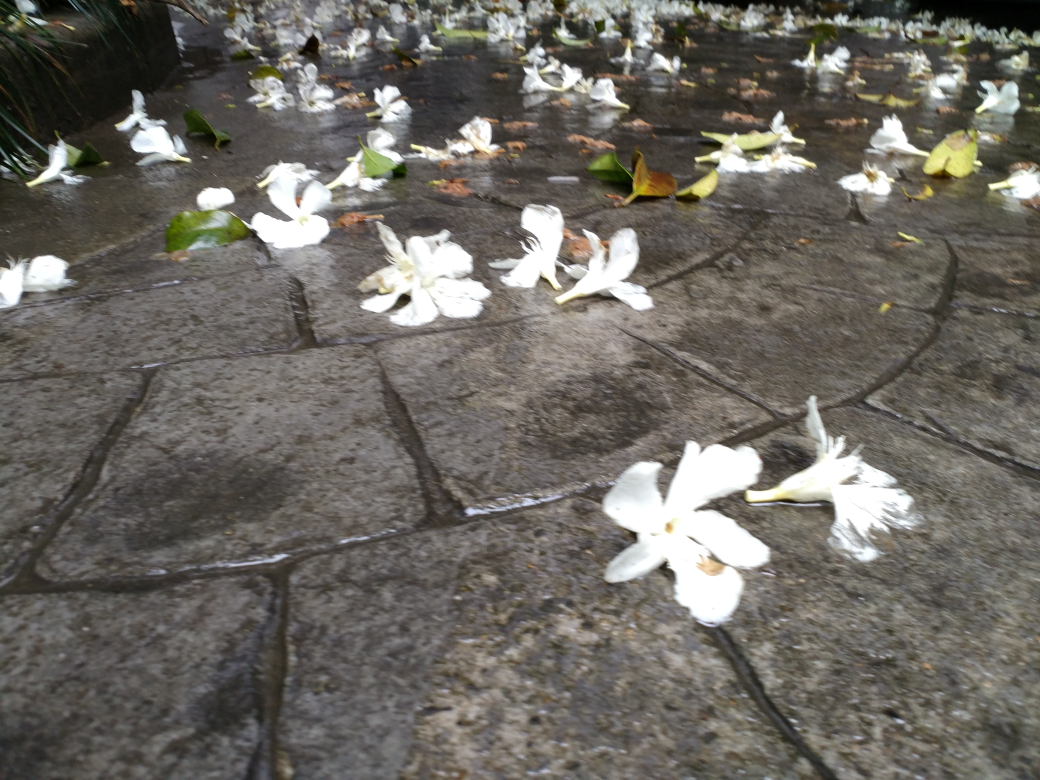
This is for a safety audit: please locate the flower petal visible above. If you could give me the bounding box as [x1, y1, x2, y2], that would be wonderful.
[266, 174, 301, 220]
[665, 442, 762, 513]
[299, 181, 332, 216]
[428, 278, 490, 318]
[427, 241, 474, 280]
[671, 553, 745, 626]
[603, 461, 666, 534]
[360, 288, 405, 313]
[22, 255, 74, 292]
[376, 222, 406, 261]
[608, 282, 654, 311]
[829, 484, 921, 562]
[674, 509, 770, 569]
[604, 538, 667, 583]
[389, 283, 439, 327]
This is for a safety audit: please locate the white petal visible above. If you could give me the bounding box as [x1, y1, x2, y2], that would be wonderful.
[377, 222, 406, 260]
[499, 254, 545, 287]
[390, 283, 439, 326]
[267, 175, 302, 220]
[22, 255, 74, 292]
[604, 538, 667, 583]
[674, 510, 770, 568]
[428, 278, 490, 318]
[488, 257, 522, 270]
[805, 395, 828, 460]
[665, 442, 762, 513]
[427, 241, 473, 279]
[829, 484, 920, 562]
[603, 461, 666, 534]
[608, 282, 654, 310]
[671, 553, 745, 626]
[299, 181, 332, 216]
[196, 187, 235, 211]
[0, 265, 25, 308]
[360, 288, 405, 312]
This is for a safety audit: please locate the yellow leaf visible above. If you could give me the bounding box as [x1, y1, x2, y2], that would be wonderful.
[901, 184, 934, 200]
[622, 148, 677, 205]
[675, 169, 719, 201]
[879, 302, 893, 313]
[701, 131, 782, 151]
[923, 129, 978, 178]
[880, 93, 920, 108]
[856, 93, 884, 103]
[897, 232, 924, 243]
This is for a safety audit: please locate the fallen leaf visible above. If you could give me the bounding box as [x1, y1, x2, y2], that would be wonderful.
[568, 134, 616, 150]
[503, 121, 538, 131]
[923, 129, 978, 178]
[902, 184, 934, 200]
[505, 179, 519, 184]
[605, 193, 625, 200]
[879, 302, 894, 313]
[438, 159, 465, 168]
[183, 109, 231, 149]
[678, 79, 698, 87]
[701, 67, 717, 75]
[435, 22, 488, 40]
[897, 232, 924, 243]
[622, 118, 654, 130]
[393, 47, 421, 67]
[298, 34, 320, 55]
[492, 72, 510, 80]
[855, 93, 884, 103]
[825, 117, 869, 129]
[702, 130, 781, 150]
[334, 212, 384, 227]
[595, 73, 640, 82]
[936, 105, 960, 115]
[168, 250, 191, 262]
[794, 238, 815, 246]
[505, 140, 527, 152]
[333, 93, 372, 109]
[217, 93, 233, 100]
[587, 150, 634, 183]
[381, 64, 398, 71]
[764, 70, 780, 79]
[551, 97, 573, 107]
[621, 148, 677, 206]
[434, 178, 472, 196]
[880, 93, 921, 108]
[481, 117, 500, 123]
[723, 111, 765, 124]
[1009, 161, 1040, 171]
[675, 169, 718, 201]
[334, 81, 354, 89]
[736, 78, 758, 89]
[740, 88, 775, 101]
[249, 65, 283, 81]
[462, 54, 478, 61]
[318, 74, 335, 81]
[165, 210, 250, 251]
[565, 237, 595, 259]
[890, 241, 912, 248]
[754, 55, 774, 63]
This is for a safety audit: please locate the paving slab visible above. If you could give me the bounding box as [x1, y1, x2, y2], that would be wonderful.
[0, 577, 269, 780]
[0, 373, 141, 573]
[280, 502, 807, 780]
[718, 408, 1040, 780]
[39, 347, 423, 579]
[618, 273, 937, 415]
[870, 309, 1040, 468]
[0, 269, 298, 379]
[375, 308, 768, 508]
[948, 235, 1040, 317]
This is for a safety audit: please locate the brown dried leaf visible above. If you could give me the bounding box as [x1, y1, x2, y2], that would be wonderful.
[764, 70, 780, 78]
[622, 147, 677, 205]
[736, 78, 758, 89]
[825, 117, 869, 129]
[334, 212, 384, 227]
[935, 105, 960, 115]
[567, 134, 616, 150]
[438, 159, 465, 168]
[565, 237, 595, 259]
[595, 73, 640, 82]
[505, 140, 526, 152]
[436, 178, 472, 196]
[551, 97, 573, 107]
[462, 54, 478, 61]
[794, 238, 814, 246]
[481, 117, 500, 123]
[701, 66, 717, 75]
[1009, 161, 1040, 171]
[381, 64, 398, 71]
[740, 88, 775, 101]
[334, 81, 354, 89]
[723, 111, 764, 124]
[168, 250, 190, 262]
[492, 72, 510, 80]
[622, 118, 654, 130]
[754, 55, 774, 63]
[1022, 197, 1040, 213]
[217, 93, 233, 100]
[503, 121, 538, 131]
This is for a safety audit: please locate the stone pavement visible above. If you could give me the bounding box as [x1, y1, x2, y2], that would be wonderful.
[2, 9, 1040, 780]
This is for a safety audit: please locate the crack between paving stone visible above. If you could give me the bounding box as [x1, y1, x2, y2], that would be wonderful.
[246, 569, 292, 780]
[704, 625, 840, 780]
[617, 325, 786, 418]
[858, 401, 1040, 482]
[286, 276, 317, 349]
[0, 369, 156, 596]
[375, 354, 463, 529]
[646, 219, 762, 290]
[950, 302, 1039, 319]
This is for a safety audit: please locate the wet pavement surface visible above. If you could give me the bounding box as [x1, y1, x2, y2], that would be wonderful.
[2, 9, 1040, 780]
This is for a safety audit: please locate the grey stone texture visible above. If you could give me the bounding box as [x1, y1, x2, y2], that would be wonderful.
[2, 9, 1040, 780]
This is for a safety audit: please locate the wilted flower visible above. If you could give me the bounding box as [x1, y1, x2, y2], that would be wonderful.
[197, 187, 235, 210]
[366, 85, 411, 122]
[257, 161, 318, 188]
[521, 65, 562, 93]
[25, 140, 87, 188]
[115, 89, 166, 132]
[868, 115, 929, 156]
[250, 175, 332, 249]
[975, 80, 1020, 114]
[490, 205, 565, 289]
[648, 53, 681, 74]
[838, 162, 894, 195]
[360, 224, 490, 326]
[458, 116, 500, 155]
[487, 11, 526, 45]
[588, 78, 630, 110]
[344, 27, 371, 59]
[555, 229, 652, 310]
[907, 49, 931, 78]
[770, 111, 805, 145]
[998, 51, 1028, 72]
[602, 441, 770, 626]
[599, 17, 622, 38]
[559, 64, 585, 90]
[792, 42, 815, 68]
[296, 64, 336, 113]
[989, 165, 1040, 199]
[610, 40, 634, 65]
[932, 65, 968, 94]
[417, 34, 441, 52]
[248, 77, 295, 110]
[749, 146, 816, 172]
[818, 45, 850, 73]
[1, 255, 75, 308]
[375, 25, 398, 42]
[696, 134, 749, 172]
[131, 127, 191, 166]
[745, 396, 921, 562]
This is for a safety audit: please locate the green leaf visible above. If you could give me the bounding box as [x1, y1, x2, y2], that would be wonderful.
[165, 210, 251, 251]
[812, 22, 839, 39]
[392, 47, 421, 67]
[676, 169, 718, 201]
[230, 49, 255, 60]
[717, 20, 740, 31]
[359, 137, 407, 178]
[587, 151, 634, 183]
[249, 65, 283, 81]
[555, 32, 592, 46]
[594, 19, 605, 33]
[183, 109, 232, 149]
[701, 131, 781, 151]
[435, 22, 488, 39]
[66, 141, 104, 167]
[923, 129, 978, 178]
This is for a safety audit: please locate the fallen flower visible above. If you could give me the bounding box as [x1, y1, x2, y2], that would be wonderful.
[989, 165, 1040, 199]
[555, 228, 652, 309]
[695, 134, 750, 172]
[522, 64, 562, 93]
[115, 89, 166, 132]
[603, 441, 770, 626]
[197, 187, 235, 210]
[770, 111, 805, 145]
[418, 34, 442, 53]
[749, 146, 816, 172]
[975, 80, 1020, 114]
[257, 161, 318, 188]
[25, 140, 87, 188]
[868, 115, 929, 156]
[250, 175, 332, 249]
[0, 255, 75, 308]
[648, 53, 681, 74]
[360, 223, 490, 326]
[838, 162, 894, 195]
[296, 64, 336, 113]
[745, 396, 921, 562]
[458, 116, 500, 155]
[489, 204, 565, 289]
[792, 42, 815, 68]
[366, 85, 411, 122]
[131, 127, 191, 166]
[818, 45, 850, 73]
[248, 76, 295, 110]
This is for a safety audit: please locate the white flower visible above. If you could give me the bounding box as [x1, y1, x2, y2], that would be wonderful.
[375, 25, 398, 42]
[456, 116, 499, 155]
[602, 442, 769, 626]
[522, 42, 547, 68]
[588, 78, 630, 110]
[296, 64, 336, 112]
[487, 12, 525, 45]
[365, 127, 403, 163]
[249, 77, 296, 110]
[388, 3, 407, 24]
[599, 17, 622, 38]
[366, 85, 411, 122]
[648, 53, 681, 74]
[360, 224, 490, 327]
[131, 127, 190, 166]
[345, 27, 371, 59]
[489, 204, 565, 289]
[0, 261, 25, 308]
[989, 166, 1040, 199]
[975, 80, 1020, 115]
[196, 187, 235, 210]
[555, 18, 574, 39]
[555, 229, 652, 310]
[907, 49, 931, 78]
[610, 40, 634, 65]
[22, 255, 74, 292]
[418, 34, 441, 52]
[932, 65, 967, 93]
[225, 24, 260, 51]
[998, 51, 1028, 72]
[741, 7, 766, 30]
[838, 162, 894, 195]
[867, 115, 929, 156]
[559, 64, 584, 91]
[748, 146, 816, 173]
[632, 24, 654, 48]
[792, 42, 815, 68]
[257, 161, 318, 188]
[521, 65, 562, 93]
[114, 89, 166, 132]
[818, 45, 850, 73]
[25, 140, 87, 188]
[770, 111, 804, 145]
[745, 396, 921, 562]
[250, 175, 331, 249]
[696, 134, 750, 172]
[327, 130, 399, 191]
